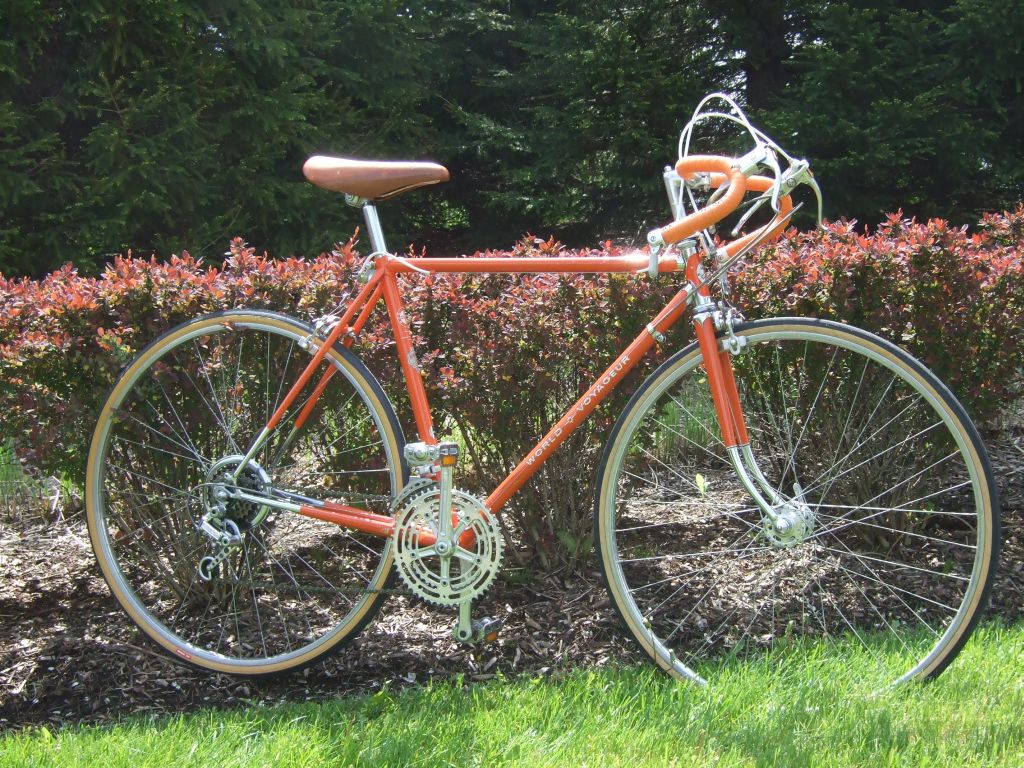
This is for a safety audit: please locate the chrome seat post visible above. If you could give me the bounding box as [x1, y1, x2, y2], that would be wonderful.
[362, 202, 389, 254]
[343, 193, 389, 255]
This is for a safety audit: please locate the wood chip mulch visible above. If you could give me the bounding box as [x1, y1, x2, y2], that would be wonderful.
[1, 432, 1020, 732]
[0, 521, 640, 732]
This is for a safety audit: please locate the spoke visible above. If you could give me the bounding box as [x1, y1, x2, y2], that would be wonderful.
[317, 529, 384, 562]
[812, 498, 977, 518]
[274, 440, 386, 478]
[771, 340, 801, 481]
[814, 543, 970, 583]
[782, 343, 840, 483]
[663, 391, 727, 453]
[634, 446, 705, 494]
[621, 541, 773, 563]
[113, 433, 205, 465]
[813, 508, 978, 549]
[661, 536, 768, 644]
[825, 534, 954, 624]
[814, 373, 901, 493]
[643, 526, 761, 616]
[108, 462, 195, 497]
[832, 555, 912, 654]
[120, 408, 209, 466]
[803, 389, 922, 497]
[109, 506, 186, 546]
[240, 538, 269, 658]
[292, 392, 368, 454]
[247, 535, 323, 630]
[271, 334, 296, 426]
[255, 537, 296, 651]
[810, 451, 965, 537]
[178, 343, 243, 453]
[141, 373, 212, 464]
[825, 355, 870, 481]
[615, 507, 761, 533]
[820, 565, 888, 666]
[802, 420, 947, 501]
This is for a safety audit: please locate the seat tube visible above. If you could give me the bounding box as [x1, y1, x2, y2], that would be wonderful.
[380, 262, 437, 443]
[362, 201, 437, 443]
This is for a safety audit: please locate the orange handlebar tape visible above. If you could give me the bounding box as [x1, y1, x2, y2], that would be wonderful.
[660, 156, 746, 245]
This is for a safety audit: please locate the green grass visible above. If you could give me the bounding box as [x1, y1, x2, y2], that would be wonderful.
[0, 441, 24, 486]
[4, 622, 1024, 767]
[0, 441, 50, 522]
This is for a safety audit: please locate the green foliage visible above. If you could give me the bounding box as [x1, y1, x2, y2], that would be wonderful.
[435, 2, 726, 242]
[432, 0, 1024, 241]
[0, 0, 439, 275]
[758, 2, 1023, 225]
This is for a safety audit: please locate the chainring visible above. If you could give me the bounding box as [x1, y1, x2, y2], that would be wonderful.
[391, 485, 503, 606]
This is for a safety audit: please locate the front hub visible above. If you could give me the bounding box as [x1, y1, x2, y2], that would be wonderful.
[763, 500, 815, 547]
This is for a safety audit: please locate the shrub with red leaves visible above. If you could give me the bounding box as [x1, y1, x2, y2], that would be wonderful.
[0, 237, 366, 494]
[407, 237, 679, 564]
[734, 208, 1024, 422]
[2, 211, 1021, 564]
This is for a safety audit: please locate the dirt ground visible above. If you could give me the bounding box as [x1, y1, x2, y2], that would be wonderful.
[1, 432, 1021, 732]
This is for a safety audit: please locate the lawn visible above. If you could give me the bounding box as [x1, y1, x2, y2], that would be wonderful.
[3, 621, 1022, 767]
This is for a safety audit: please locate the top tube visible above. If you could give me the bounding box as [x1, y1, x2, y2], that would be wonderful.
[387, 254, 683, 275]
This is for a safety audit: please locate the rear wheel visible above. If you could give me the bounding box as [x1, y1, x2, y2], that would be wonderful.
[86, 310, 405, 676]
[595, 318, 999, 690]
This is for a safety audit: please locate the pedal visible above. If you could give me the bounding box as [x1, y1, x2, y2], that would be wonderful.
[453, 602, 503, 645]
[472, 616, 503, 644]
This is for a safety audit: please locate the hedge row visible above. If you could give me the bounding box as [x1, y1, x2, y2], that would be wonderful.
[2, 210, 1021, 562]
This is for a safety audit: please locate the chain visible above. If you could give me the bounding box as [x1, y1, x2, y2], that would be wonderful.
[236, 581, 413, 597]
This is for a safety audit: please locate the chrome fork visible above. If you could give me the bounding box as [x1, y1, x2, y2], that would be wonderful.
[712, 309, 814, 542]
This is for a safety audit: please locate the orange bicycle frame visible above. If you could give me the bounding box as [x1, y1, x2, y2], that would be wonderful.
[249, 164, 792, 537]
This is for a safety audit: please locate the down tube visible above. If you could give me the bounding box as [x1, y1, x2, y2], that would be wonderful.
[485, 287, 693, 514]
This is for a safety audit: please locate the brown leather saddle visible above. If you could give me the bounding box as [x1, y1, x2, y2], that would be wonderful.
[303, 156, 449, 201]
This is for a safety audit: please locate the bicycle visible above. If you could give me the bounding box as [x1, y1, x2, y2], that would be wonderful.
[85, 94, 999, 690]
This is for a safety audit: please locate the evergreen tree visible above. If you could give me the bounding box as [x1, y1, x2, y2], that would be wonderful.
[0, 0, 440, 274]
[1, 1, 1021, 274]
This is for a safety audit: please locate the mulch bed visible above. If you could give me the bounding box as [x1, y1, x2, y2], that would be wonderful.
[1, 431, 1021, 732]
[0, 525, 639, 731]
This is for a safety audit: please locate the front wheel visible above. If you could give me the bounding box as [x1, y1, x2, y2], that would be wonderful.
[595, 318, 999, 690]
[86, 310, 406, 676]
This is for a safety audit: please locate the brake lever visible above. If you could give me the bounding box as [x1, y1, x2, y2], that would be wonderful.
[808, 175, 825, 228]
[778, 160, 824, 228]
